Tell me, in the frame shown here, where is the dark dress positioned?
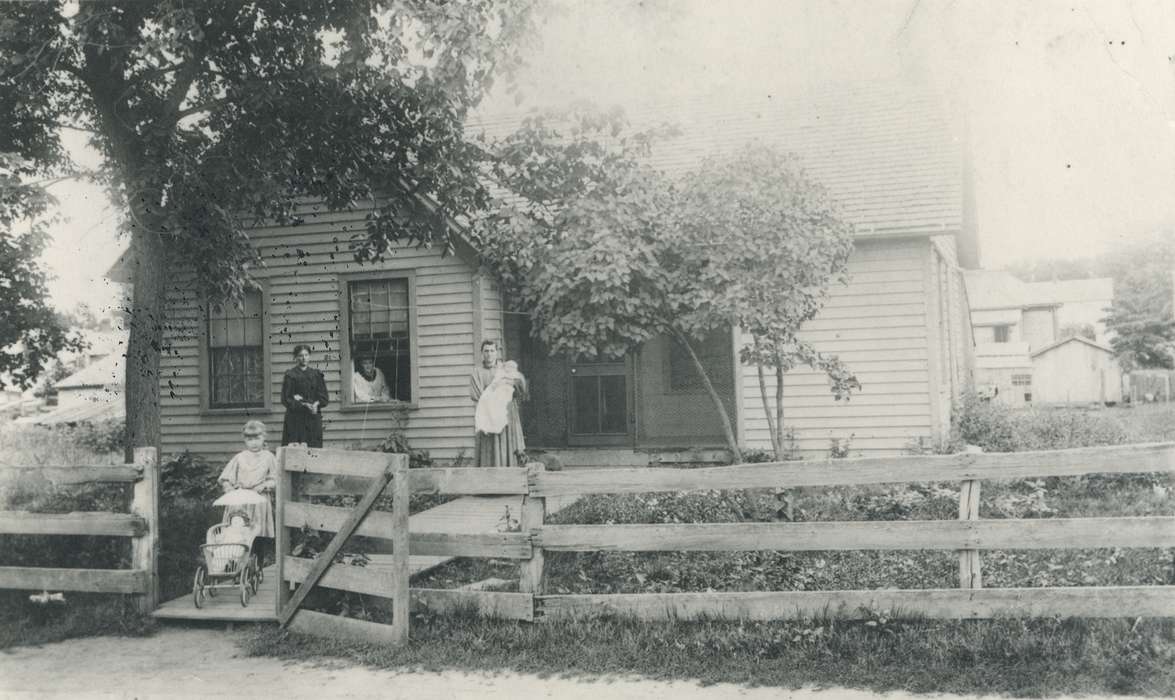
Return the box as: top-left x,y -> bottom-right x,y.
281,366 -> 329,447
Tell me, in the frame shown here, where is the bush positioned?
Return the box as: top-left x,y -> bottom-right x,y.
65,419 -> 127,454
1013,408 -> 1128,451
953,391 -> 1017,452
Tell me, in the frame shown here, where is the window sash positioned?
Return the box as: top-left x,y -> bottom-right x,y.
207,290 -> 265,408
347,278 -> 413,403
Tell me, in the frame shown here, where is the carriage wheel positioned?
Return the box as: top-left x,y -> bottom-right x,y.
240,574 -> 251,607
192,566 -> 206,609
248,555 -> 260,595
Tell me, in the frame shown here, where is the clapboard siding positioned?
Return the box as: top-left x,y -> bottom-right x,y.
158,220 -> 495,465
740,237 -> 935,457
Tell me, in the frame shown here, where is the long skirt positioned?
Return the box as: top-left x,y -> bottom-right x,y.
282,411 -> 323,447
221,493 -> 275,539
474,400 -> 526,467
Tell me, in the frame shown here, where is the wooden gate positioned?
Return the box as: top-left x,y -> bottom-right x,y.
276,447 -> 410,645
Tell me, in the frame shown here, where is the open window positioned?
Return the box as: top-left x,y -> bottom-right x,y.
341,274 -> 416,406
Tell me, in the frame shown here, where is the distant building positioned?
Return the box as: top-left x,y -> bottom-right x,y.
17,332 -> 126,426
964,271 -> 1117,405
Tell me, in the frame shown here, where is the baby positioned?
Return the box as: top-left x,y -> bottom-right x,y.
476,361 -> 523,435
217,511 -> 253,546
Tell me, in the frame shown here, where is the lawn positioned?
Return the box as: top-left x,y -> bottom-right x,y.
254,401 -> 1175,697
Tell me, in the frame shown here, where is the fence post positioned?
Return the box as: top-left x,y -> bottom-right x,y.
389,453 -> 410,643
275,447 -> 292,616
130,447 -> 159,613
958,479 -> 981,590
519,462 -> 546,595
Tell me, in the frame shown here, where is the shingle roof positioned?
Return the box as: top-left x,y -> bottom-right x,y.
16,400 -> 124,426
473,84 -> 965,238
56,352 -> 124,391
1030,334 -> 1114,359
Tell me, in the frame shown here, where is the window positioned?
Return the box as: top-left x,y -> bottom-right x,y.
993,325 -> 1010,343
207,289 -> 265,409
345,276 -> 414,404
1011,374 -> 1032,386
668,329 -> 733,393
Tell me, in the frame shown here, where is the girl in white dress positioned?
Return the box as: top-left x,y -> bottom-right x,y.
217,420 -> 277,540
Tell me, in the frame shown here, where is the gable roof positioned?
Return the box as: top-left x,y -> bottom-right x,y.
1030,334 -> 1114,359
473,84 -> 965,239
56,352 -> 124,391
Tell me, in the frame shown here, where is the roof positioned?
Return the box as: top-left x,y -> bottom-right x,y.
473,84 -> 965,238
963,270 -> 1032,311
15,400 -> 124,426
1023,278 -> 1114,306
1030,334 -> 1114,359
56,352 -> 124,391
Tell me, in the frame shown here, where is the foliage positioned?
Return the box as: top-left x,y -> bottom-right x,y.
475,108 -> 857,460
828,435 -> 853,459
65,418 -> 127,454
1059,322 -> 1097,341
952,390 -> 1019,452
0,158 -> 84,387
0,0 -> 536,451
1101,229 -> 1175,370
159,450 -> 219,502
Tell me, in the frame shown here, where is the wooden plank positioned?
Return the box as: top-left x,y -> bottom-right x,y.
284,556 -> 396,597
288,609 -> 404,646
389,457 -> 410,644
535,517 -> 1175,552
411,588 -> 534,621
519,463 -> 546,595
532,443 -> 1175,496
538,586 -> 1175,621
131,447 -> 159,613
284,501 -> 531,557
959,479 -> 981,589
0,566 -> 147,594
0,511 -> 147,537
276,448 -> 293,617
284,447 -> 526,494
0,466 -> 142,484
279,455 -> 398,627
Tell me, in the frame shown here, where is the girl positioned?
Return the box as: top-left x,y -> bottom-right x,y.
218,420 -> 276,559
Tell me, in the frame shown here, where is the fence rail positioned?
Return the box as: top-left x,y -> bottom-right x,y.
277,442 -> 1175,631
0,447 -> 158,610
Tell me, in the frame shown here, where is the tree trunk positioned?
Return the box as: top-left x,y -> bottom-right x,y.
672,329 -> 742,463
775,365 -> 785,458
123,227 -> 166,463
753,340 -> 781,458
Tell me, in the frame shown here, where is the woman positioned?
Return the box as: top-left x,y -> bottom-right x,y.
281,344 -> 329,447
470,340 -> 528,467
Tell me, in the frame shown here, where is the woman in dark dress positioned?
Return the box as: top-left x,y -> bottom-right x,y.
281,344 -> 329,447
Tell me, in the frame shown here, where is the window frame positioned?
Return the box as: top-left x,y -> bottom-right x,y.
199,283 -> 271,415
337,270 -> 419,412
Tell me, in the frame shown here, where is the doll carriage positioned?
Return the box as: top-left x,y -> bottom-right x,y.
192,491 -> 265,608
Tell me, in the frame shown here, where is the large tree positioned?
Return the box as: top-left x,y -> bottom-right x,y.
0,0 -> 533,455
475,109 -> 858,461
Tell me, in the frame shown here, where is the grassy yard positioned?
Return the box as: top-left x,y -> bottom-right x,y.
254,402 -> 1175,697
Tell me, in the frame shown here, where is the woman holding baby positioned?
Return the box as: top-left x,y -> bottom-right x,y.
470,339 -> 528,467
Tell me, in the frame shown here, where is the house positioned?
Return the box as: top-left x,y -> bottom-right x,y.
964,271 -> 1118,405
1030,335 -> 1122,404
17,332 -> 127,426
114,85 -> 976,463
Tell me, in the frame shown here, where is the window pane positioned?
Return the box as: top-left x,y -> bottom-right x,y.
573,376 -> 600,434
599,375 -> 627,433
347,279 -> 412,403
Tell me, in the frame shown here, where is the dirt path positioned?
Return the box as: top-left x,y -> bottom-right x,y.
0,627 -> 1130,699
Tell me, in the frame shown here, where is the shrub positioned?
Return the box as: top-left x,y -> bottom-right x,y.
953,391 -> 1018,452
65,419 -> 127,454
1013,408 -> 1128,451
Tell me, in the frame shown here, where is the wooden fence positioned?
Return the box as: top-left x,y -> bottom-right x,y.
278,442 -> 1175,633
0,447 -> 159,613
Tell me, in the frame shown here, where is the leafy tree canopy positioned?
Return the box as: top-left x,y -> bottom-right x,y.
0,0 -> 534,449
1101,229 -> 1175,370
0,153 -> 83,388
474,107 -> 858,459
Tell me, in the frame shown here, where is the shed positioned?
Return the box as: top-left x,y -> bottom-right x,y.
1030,336 -> 1122,404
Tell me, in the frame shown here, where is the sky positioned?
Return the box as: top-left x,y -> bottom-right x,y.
39,0 -> 1175,315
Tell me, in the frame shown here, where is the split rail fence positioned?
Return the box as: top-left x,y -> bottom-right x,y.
279,442 -> 1175,635
0,447 -> 159,613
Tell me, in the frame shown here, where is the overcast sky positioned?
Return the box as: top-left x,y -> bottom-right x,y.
41,0 -> 1175,314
